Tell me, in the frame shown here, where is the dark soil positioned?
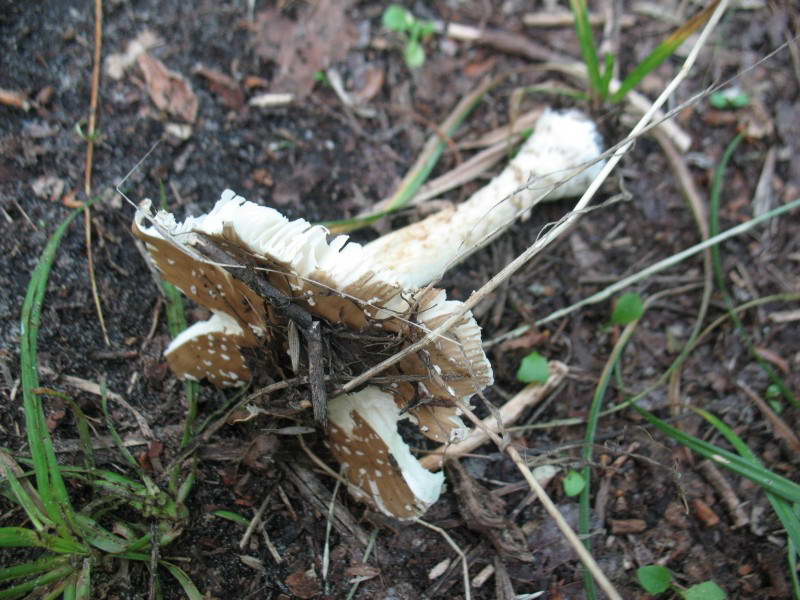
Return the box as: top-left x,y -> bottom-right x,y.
1,1 -> 799,599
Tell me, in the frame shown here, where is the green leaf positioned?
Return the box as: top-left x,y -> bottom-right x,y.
20,204 -> 92,538
563,470 -> 586,497
416,20 -> 436,37
709,88 -> 750,110
404,39 -> 425,68
681,580 -> 726,600
75,558 -> 92,600
0,555 -> 69,584
382,5 -> 413,32
516,351 -> 550,383
0,565 -> 75,600
569,0 -> 603,99
212,510 -> 250,526
611,292 -> 644,325
609,1 -> 721,103
162,562 -> 203,600
1,462 -> 50,532
637,564 -> 673,595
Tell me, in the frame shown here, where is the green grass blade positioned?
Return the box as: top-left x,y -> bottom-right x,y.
62,576 -> 77,600
694,408 -> 800,561
709,133 -> 797,408
610,0 -> 721,103
789,538 -> 800,599
158,183 -> 201,450
0,555 -> 69,584
0,527 -> 86,554
634,406 -> 800,504
569,0 -> 602,97
325,78 -> 497,234
163,281 -> 200,448
99,383 -> 140,471
580,315 -> 642,600
0,463 -> 50,532
20,203 -> 95,536
211,509 -> 250,526
0,565 -> 74,600
73,513 -> 135,554
161,562 -> 203,600
74,559 -> 91,600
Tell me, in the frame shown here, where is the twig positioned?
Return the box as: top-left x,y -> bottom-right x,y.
738,381 -> 800,454
84,0 -> 109,346
322,471 -> 344,582
419,362 -> 567,471
522,11 -> 635,28
240,489 -> 276,550
652,127 -> 714,418
46,370 -> 154,439
698,459 -> 749,528
415,519 -> 471,600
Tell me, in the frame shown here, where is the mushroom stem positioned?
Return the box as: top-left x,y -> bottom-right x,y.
362,109 -> 604,288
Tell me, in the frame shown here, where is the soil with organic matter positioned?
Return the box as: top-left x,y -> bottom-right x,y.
1,1 -> 799,599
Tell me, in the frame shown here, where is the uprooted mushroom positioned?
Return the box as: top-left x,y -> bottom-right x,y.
133,190 -> 493,518
133,108 -> 603,520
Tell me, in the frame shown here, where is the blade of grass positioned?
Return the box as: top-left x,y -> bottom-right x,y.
0,527 -> 86,555
0,462 -> 51,532
580,312 -> 643,599
159,183 -> 200,450
709,133 -> 798,408
693,408 -> 800,561
326,76 -> 499,234
161,562 -> 203,600
0,565 -> 75,600
0,555 -> 70,584
609,0 -> 721,103
20,203 -> 93,537
74,558 -> 91,600
569,0 -> 602,98
633,406 -> 800,504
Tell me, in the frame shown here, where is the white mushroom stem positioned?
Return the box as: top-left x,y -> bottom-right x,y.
362,109 -> 605,288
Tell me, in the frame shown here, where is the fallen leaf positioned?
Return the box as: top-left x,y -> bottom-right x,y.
137,53 -> 198,122
31,175 -> 65,201
285,568 -> 321,599
46,409 -> 66,432
105,29 -> 162,80
351,67 -> 385,103
194,65 -> 245,110
498,328 -> 547,352
753,346 -> 789,373
252,0 -> 356,99
0,88 -> 30,111
344,564 -> 380,580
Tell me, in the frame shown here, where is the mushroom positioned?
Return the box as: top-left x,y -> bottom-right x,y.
133,108 -> 603,519
133,190 -> 491,519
